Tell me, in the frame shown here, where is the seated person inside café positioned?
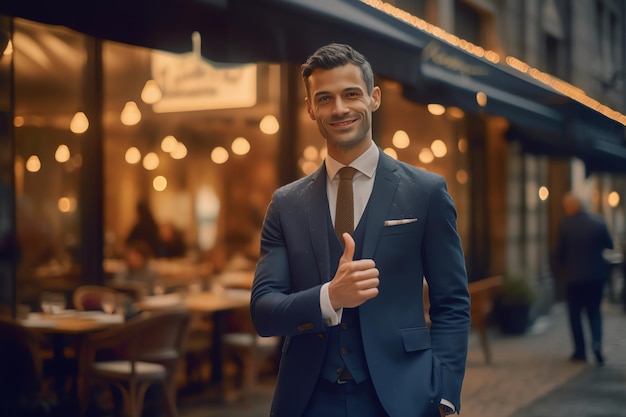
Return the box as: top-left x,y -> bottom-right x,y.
111,239 -> 159,297
156,222 -> 187,258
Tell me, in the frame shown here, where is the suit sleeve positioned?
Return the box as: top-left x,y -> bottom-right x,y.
422,177 -> 471,410
250,194 -> 329,337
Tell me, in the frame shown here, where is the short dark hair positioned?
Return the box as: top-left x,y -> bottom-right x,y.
301,43 -> 374,96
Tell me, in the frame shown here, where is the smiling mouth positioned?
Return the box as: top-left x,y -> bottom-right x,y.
330,118 -> 357,128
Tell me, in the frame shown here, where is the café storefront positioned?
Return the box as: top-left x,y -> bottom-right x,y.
1,0 -> 625,316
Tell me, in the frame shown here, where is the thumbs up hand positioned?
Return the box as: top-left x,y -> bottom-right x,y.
328,233 -> 379,309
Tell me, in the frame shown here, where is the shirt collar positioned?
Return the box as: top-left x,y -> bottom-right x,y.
326,141 -> 379,180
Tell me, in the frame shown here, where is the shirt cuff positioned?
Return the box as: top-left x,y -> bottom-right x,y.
320,282 -> 343,326
440,399 -> 455,414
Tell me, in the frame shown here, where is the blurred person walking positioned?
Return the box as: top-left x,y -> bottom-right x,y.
250,43 -> 470,417
554,192 -> 614,366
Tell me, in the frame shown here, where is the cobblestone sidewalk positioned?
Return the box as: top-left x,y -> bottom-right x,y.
461,301 -> 625,417
178,301 -> 626,417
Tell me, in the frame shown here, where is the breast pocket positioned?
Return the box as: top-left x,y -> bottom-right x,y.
378,220 -> 421,261
380,220 -> 420,237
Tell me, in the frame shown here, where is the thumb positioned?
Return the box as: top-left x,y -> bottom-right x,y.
340,233 -> 355,263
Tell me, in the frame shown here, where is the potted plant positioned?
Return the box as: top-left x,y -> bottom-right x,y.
494,273 -> 537,335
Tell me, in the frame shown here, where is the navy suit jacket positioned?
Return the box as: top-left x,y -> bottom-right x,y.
251,149 -> 470,417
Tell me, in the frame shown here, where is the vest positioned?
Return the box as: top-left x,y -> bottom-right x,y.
319,207 -> 369,383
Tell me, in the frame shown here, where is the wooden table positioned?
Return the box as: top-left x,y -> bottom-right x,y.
185,289 -> 251,312
136,288 -> 250,315
21,311 -> 124,333
137,289 -> 251,401
20,311 -> 124,407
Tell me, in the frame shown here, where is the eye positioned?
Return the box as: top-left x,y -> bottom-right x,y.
316,95 -> 331,104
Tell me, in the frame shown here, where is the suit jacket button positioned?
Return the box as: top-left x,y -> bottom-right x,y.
318,333 -> 326,340
297,322 -> 314,332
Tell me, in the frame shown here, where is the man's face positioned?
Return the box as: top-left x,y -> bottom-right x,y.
305,64 -> 380,157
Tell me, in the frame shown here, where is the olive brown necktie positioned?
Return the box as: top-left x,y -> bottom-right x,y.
335,166 -> 357,244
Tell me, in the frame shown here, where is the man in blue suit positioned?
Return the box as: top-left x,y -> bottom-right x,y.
555,192 -> 614,366
250,43 -> 470,417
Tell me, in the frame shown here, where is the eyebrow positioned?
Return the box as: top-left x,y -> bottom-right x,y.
313,86 -> 364,99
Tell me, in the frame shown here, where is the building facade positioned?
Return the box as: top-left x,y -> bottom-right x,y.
1,0 -> 624,318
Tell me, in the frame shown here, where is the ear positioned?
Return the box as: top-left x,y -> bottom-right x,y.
305,97 -> 316,120
370,86 -> 382,112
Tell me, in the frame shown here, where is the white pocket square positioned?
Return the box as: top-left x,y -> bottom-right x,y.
383,218 -> 417,226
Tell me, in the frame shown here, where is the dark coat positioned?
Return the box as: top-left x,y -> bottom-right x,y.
556,210 -> 614,284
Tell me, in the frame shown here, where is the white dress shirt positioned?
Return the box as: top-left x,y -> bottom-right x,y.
320,141 -> 378,326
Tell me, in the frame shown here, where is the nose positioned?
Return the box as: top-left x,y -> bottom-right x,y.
331,97 -> 349,115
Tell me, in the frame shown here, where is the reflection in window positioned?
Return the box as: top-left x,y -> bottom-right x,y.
13,19 -> 86,307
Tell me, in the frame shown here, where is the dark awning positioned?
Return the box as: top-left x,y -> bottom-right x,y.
583,147 -> 626,175
225,0 -> 626,175
405,37 -> 569,137
570,102 -> 626,174
0,0 -> 229,54
2,0 -> 625,173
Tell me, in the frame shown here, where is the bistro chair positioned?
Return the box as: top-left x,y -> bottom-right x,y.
153,282 -> 215,391
78,309 -> 191,417
223,332 -> 280,401
222,306 -> 280,401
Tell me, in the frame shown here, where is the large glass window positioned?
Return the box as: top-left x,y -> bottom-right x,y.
10,19 -> 282,308
101,38 -> 281,286
13,19 -> 87,309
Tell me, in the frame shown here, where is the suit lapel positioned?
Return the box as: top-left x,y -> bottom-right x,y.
307,164 -> 332,283
362,150 -> 400,259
